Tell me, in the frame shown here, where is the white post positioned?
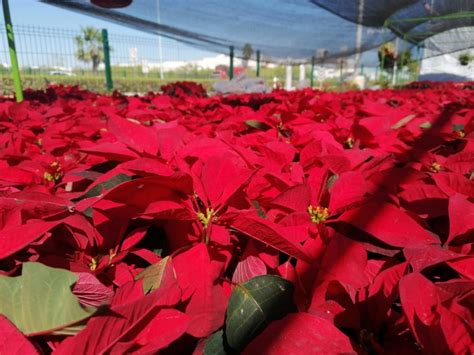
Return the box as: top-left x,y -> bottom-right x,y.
354,0 -> 364,72
299,64 -> 305,86
157,0 -> 164,79
285,65 -> 292,90
392,37 -> 399,86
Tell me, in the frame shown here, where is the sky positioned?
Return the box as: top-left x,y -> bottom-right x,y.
2,0 -> 215,67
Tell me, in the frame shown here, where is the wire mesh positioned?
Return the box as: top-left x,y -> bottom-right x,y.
0,23 -> 238,94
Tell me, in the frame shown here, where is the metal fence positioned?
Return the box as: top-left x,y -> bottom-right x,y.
0,23 -> 234,94
0,23 -> 419,95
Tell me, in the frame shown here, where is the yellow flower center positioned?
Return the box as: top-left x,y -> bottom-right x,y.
344,137 -> 354,149
43,171 -> 54,182
308,205 -> 330,224
89,257 -> 98,271
43,161 -> 64,183
457,130 -> 465,138
429,162 -> 441,173
197,208 -> 216,229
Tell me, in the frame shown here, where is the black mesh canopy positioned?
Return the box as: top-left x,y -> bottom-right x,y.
40,0 -> 474,64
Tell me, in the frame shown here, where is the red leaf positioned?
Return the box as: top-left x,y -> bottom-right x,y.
96,175 -> 193,216
447,258 -> 474,279
109,309 -> 190,353
364,262 -> 408,328
317,234 -> 368,288
245,313 -> 357,354
328,171 -> 368,213
399,273 -> 473,354
310,234 -> 368,307
270,184 -> 311,212
185,283 -> 227,338
72,272 -> 114,307
399,184 -> 448,218
336,201 -> 439,247
232,255 -> 267,284
0,191 -> 73,220
55,283 -> 181,354
444,151 -> 474,175
432,172 -> 474,197
230,215 -> 313,262
0,220 -> 61,260
200,153 -> 253,208
447,193 -> 474,245
0,316 -> 38,355
173,244 -> 227,338
79,142 -> 140,161
404,245 -> 462,271
107,113 -> 159,156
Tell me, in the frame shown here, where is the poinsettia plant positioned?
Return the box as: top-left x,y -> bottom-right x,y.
0,82 -> 472,354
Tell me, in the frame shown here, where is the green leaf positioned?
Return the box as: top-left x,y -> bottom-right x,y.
72,173 -> 132,202
0,262 -> 96,336
251,200 -> 267,219
203,330 -> 232,355
135,256 -> 175,294
419,121 -> 432,129
225,275 -> 294,351
244,120 -> 272,131
51,324 -> 87,336
326,174 -> 339,191
453,123 -> 465,132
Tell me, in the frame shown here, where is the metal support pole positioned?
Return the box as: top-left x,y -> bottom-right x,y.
156,0 -> 164,80
101,29 -> 113,91
339,59 -> 344,84
310,55 -> 315,87
2,0 -> 23,102
229,46 -> 234,80
256,50 -> 260,77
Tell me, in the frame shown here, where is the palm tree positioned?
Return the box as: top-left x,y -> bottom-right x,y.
242,43 -> 253,68
74,27 -> 104,74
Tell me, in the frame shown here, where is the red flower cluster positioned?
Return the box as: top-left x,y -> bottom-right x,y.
160,81 -> 208,99
0,83 -> 472,354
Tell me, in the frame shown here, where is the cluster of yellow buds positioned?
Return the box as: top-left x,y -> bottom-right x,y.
43,161 -> 64,183
197,208 -> 216,229
429,161 -> 442,173
307,205 -> 330,224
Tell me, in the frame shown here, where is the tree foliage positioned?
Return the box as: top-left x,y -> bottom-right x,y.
74,27 -> 104,73
242,43 -> 253,68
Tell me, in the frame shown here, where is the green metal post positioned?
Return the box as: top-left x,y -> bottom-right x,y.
310,55 -> 315,88
339,59 -> 343,84
229,46 -> 234,80
2,0 -> 23,102
256,50 -> 260,77
101,29 -> 113,91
